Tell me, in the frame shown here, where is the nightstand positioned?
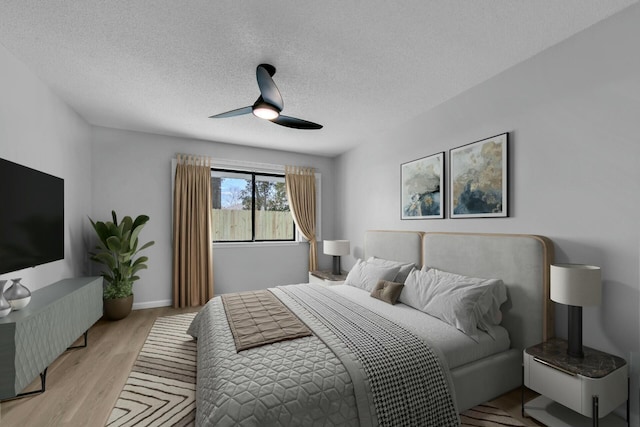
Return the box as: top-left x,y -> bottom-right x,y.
308,270 -> 347,285
523,338 -> 629,427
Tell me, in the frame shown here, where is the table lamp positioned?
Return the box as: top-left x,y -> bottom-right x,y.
550,263 -> 601,358
323,240 -> 350,275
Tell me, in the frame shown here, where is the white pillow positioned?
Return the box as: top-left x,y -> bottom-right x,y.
400,268 -> 506,341
417,267 -> 506,322
344,259 -> 401,292
397,268 -> 432,308
476,283 -> 507,339
422,269 -> 506,341
367,257 -> 415,284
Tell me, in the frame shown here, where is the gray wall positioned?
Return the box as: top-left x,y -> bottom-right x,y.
91,127 -> 337,308
0,44 -> 93,292
335,4 -> 640,422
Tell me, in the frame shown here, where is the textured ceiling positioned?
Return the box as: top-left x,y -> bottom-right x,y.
0,1 -> 636,157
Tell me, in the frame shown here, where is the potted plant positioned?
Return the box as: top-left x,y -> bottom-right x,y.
89,211 -> 154,320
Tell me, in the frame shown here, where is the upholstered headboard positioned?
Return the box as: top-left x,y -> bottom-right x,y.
364,230 -> 423,268
422,232 -> 554,352
364,230 -> 554,352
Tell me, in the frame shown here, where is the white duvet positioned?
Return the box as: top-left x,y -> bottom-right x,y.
326,284 -> 510,369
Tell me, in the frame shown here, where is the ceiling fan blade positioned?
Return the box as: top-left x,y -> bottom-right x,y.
272,115 -> 323,130
209,106 -> 252,119
256,64 -> 284,111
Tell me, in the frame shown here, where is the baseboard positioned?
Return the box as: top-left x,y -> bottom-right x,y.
132,299 -> 172,310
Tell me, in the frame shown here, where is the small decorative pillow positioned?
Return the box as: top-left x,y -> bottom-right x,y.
367,257 -> 415,284
344,259 -> 401,292
370,280 -> 404,305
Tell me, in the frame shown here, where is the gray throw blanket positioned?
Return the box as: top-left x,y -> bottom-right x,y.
279,285 -> 459,426
188,284 -> 459,426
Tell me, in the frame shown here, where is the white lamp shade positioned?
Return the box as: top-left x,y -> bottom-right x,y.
550,264 -> 601,307
323,240 -> 350,256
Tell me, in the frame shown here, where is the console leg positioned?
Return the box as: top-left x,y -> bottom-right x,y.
1,368 -> 48,402
592,395 -> 598,427
67,330 -> 88,350
627,377 -> 630,427
521,365 -> 525,418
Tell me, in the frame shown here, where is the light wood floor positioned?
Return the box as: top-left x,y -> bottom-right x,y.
0,306 -> 542,427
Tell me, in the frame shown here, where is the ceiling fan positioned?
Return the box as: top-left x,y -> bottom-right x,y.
209,64 -> 323,130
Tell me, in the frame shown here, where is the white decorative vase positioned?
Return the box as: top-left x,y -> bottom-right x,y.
0,280 -> 11,318
4,278 -> 31,310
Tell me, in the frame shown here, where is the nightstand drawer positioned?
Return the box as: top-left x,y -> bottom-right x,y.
528,355 -> 582,413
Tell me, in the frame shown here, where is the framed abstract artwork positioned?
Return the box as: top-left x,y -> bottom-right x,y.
450,133 -> 508,218
401,152 -> 444,219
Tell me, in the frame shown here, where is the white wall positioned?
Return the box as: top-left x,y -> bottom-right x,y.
335,4 -> 640,422
0,44 -> 93,291
91,127 -> 337,308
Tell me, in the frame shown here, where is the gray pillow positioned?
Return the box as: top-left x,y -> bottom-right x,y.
370,280 -> 404,305
344,259 -> 401,292
367,257 -> 415,283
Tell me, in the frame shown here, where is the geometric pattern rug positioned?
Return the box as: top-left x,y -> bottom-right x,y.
105,313 -> 197,427
460,403 -> 527,426
106,312 -> 528,427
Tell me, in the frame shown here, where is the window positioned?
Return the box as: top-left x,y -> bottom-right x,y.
211,168 -> 295,242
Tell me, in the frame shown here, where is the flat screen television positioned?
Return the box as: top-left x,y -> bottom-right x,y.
0,158 -> 64,275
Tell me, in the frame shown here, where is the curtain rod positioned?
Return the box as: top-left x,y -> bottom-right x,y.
174,153 -> 313,174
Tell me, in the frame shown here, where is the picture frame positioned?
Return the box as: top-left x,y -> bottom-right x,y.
450,133 -> 508,218
401,152 -> 444,220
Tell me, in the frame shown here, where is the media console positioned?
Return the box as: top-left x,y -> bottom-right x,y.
0,277 -> 103,400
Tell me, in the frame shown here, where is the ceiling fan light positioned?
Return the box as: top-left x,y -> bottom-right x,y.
252,104 -> 279,120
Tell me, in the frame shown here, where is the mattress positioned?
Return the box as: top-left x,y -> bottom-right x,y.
327,284 -> 510,369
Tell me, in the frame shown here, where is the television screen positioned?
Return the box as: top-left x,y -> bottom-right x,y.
0,158 -> 64,274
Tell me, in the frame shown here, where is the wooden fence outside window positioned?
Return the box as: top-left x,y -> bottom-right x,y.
212,209 -> 294,241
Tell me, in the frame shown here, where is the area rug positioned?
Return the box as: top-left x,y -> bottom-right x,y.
106,313 -> 197,427
460,403 -> 527,426
107,312 -> 528,427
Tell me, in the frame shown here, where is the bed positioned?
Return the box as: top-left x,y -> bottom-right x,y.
188,231 -> 554,426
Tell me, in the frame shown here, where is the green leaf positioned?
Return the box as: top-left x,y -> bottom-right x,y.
132,256 -> 148,267
93,252 -> 116,270
121,216 -> 133,233
131,264 -> 148,275
106,222 -> 120,238
130,226 -> 143,246
105,236 -> 122,252
138,241 -> 155,252
92,221 -> 110,245
132,215 -> 150,230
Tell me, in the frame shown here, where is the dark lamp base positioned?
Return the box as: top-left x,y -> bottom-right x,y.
331,256 -> 341,275
567,305 -> 584,358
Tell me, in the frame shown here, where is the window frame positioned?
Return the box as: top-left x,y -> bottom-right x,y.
211,167 -> 296,244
